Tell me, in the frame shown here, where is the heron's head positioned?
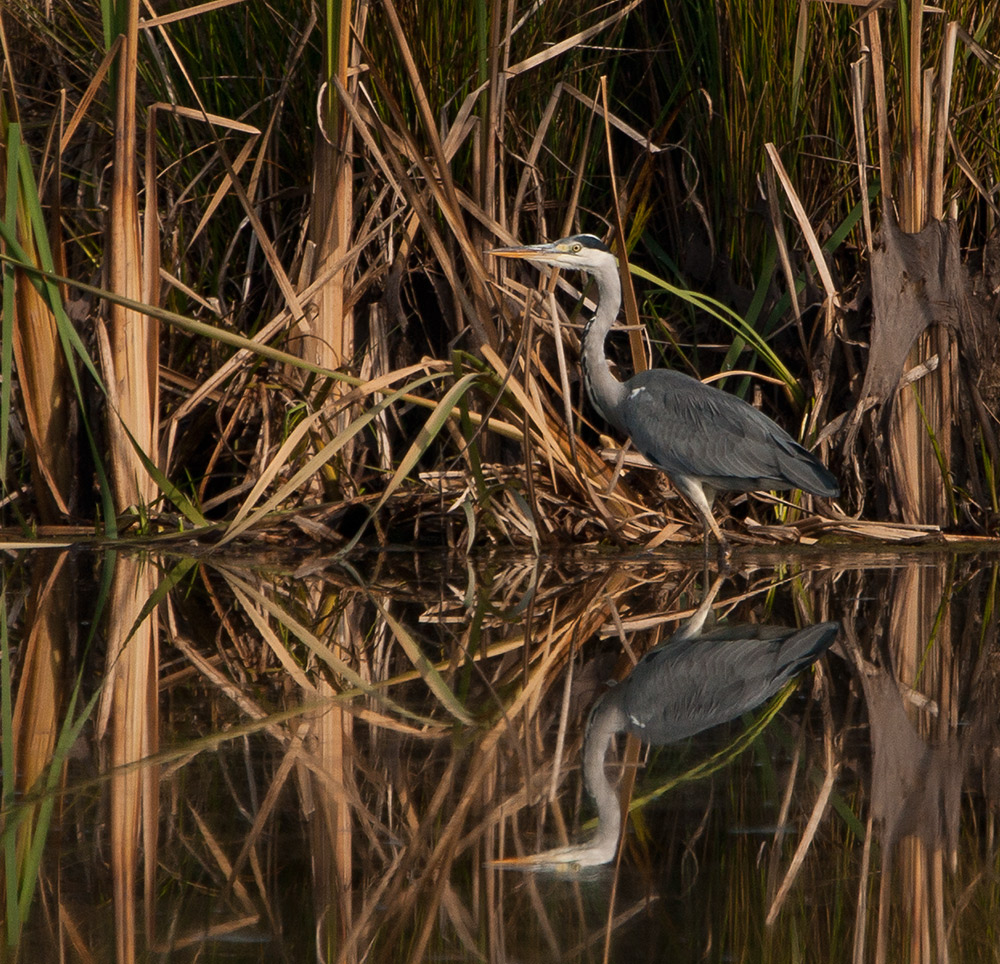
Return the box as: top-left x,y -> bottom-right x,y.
489,234 -> 615,276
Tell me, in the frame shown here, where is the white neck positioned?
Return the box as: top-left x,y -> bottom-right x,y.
580,693 -> 628,862
581,258 -> 628,432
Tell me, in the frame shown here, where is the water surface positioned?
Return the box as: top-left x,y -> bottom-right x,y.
2,546 -> 998,963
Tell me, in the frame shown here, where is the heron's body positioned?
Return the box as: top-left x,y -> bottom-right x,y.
491,234 -> 839,566
568,619 -> 838,866
599,620 -> 839,746
619,368 -> 839,497
492,605 -> 839,870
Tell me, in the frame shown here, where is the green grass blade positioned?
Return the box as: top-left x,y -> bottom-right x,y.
376,601 -> 474,725
1,124 -> 18,490
631,263 -> 804,406
374,371 -> 483,513
116,419 -> 209,528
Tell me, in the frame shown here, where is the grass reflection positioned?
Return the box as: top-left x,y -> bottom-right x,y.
0,550 -> 998,962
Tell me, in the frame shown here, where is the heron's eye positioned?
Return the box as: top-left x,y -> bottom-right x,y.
571,242 -> 582,253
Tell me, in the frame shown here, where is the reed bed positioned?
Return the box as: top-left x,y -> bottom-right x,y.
0,1 -> 997,552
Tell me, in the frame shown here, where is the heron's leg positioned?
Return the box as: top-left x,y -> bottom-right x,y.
700,515 -> 731,572
715,531 -> 733,572
678,478 -> 731,573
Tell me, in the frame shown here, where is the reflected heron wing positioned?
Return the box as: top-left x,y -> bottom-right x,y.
616,622 -> 839,744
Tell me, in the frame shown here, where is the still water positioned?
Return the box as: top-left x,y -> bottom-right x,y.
2,546 -> 999,963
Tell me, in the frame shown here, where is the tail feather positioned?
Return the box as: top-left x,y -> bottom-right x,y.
777,437 -> 840,497
776,621 -> 840,674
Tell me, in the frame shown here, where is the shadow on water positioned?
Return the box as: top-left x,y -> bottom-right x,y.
1,547 -> 1000,963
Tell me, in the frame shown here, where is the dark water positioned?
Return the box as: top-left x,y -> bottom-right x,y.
2,545 -> 999,963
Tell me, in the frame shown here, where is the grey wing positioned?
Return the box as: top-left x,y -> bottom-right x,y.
619,370 -> 839,497
619,622 -> 837,744
618,636 -> 781,740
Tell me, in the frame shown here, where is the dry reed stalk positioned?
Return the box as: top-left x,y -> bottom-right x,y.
866,4 -> 970,528
303,600 -> 356,951
889,329 -> 958,526
97,554 -> 159,964
438,882 -> 482,960
850,54 -> 874,255
11,274 -> 74,522
224,729 -> 306,900
503,0 -> 643,79
480,343 -> 639,529
600,78 -> 646,377
599,730 -> 640,962
764,143 -> 839,306
167,628 -> 275,726
220,567 -> 452,736
838,559 -> 970,963
9,552 -> 72,912
884,14 -> 960,524
854,813 -> 875,964
185,803 -> 257,914
929,22 -> 959,221
103,0 -> 159,512
379,0 -> 496,348
298,1 -> 358,379
216,361 -> 452,544
56,899 -> 99,964
764,716 -> 805,901
765,663 -> 837,925
150,915 -> 262,955
150,104 -> 261,250
1,118 -> 75,522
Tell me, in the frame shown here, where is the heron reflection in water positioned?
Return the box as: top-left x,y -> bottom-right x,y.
494,591 -> 839,870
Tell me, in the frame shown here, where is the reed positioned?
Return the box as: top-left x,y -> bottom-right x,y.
0,1 -> 997,548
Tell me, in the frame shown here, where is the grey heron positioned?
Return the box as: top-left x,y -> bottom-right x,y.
493,602 -> 839,871
490,234 -> 839,567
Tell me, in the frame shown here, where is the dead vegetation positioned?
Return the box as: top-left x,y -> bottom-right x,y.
0,1 -> 998,555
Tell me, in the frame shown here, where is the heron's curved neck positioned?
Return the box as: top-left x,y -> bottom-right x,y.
581,260 -> 628,433
581,694 -> 628,862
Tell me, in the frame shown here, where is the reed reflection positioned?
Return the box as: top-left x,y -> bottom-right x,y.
837,561 -> 1000,964
11,549 -> 1000,963
496,583 -> 839,870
